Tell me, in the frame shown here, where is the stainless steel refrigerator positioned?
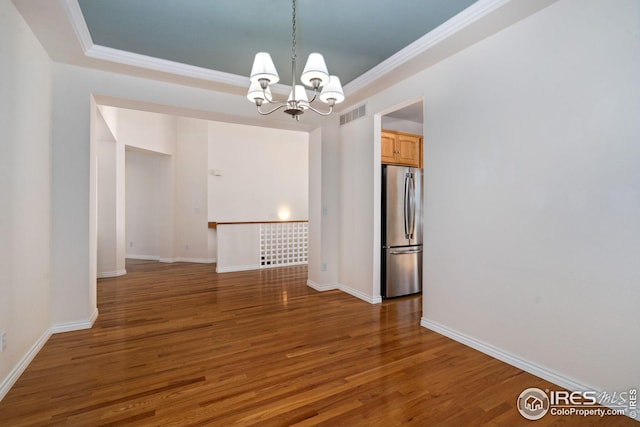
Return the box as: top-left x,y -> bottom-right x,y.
382,165 -> 423,298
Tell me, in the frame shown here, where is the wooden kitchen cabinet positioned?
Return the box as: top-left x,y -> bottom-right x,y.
381,130 -> 422,167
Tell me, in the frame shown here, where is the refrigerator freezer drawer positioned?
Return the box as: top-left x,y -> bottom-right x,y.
384,247 -> 422,298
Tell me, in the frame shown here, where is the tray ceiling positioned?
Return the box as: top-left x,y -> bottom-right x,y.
77,0 -> 479,87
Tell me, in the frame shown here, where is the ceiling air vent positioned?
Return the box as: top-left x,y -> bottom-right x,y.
339,104 -> 366,126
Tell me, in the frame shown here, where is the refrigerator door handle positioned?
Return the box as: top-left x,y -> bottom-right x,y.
408,174 -> 416,239
389,248 -> 422,255
403,174 -> 410,239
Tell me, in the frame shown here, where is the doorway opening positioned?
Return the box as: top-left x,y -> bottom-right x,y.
375,98 -> 424,302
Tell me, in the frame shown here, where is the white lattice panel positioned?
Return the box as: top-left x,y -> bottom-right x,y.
260,222 -> 308,268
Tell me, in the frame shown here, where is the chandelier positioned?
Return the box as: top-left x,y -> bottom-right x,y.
247,0 -> 345,120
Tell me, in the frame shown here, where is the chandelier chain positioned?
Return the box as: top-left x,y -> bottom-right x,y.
291,0 -> 297,61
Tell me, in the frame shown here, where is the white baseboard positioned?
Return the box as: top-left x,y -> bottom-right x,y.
1,310 -> 99,401
337,283 -> 382,304
421,318 -> 639,422
97,269 -> 127,278
306,280 -> 338,292
127,255 -> 216,264
50,308 -> 99,334
307,280 -> 382,304
173,257 -> 216,264
160,257 -> 216,264
126,254 -> 159,261
216,264 -> 260,273
0,329 -> 51,401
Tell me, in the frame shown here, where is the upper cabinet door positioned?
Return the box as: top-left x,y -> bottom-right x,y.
381,130 -> 422,168
395,133 -> 421,167
381,132 -> 397,164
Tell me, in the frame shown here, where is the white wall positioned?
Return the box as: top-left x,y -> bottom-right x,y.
381,117 -> 423,134
174,117 -> 209,261
0,1 -> 52,399
120,110 -> 213,263
119,108 -> 177,262
207,121 -> 309,271
125,149 -> 166,259
207,121 -> 309,222
96,107 -> 127,278
425,0 -> 639,394
216,224 -> 261,272
345,0 -> 639,398
50,71 -> 93,327
118,108 -> 176,155
97,137 -> 117,273
118,109 -> 179,262
307,128 -> 323,285
319,124 -> 340,288
97,105 -> 119,139
307,123 -> 342,291
338,117 -> 380,303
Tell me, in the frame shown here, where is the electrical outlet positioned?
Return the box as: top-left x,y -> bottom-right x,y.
185,244 -> 189,251
0,331 -> 6,352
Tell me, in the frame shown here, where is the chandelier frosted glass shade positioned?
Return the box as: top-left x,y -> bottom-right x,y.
288,85 -> 309,109
300,53 -> 330,89
319,76 -> 345,105
247,81 -> 272,104
250,52 -> 279,86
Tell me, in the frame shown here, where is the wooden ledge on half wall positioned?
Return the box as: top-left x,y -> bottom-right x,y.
208,220 -> 308,229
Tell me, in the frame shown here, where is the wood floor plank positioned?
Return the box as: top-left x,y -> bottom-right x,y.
0,260 -> 635,426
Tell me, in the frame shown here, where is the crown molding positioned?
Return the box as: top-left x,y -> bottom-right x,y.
85,45 -> 249,87
61,0 -> 93,52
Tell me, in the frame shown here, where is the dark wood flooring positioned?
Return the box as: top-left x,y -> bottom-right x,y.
0,260 -> 635,426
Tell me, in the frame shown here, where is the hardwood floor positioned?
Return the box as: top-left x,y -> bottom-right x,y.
0,260 -> 635,426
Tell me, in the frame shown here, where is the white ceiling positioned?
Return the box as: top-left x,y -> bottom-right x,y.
12,0 -> 557,123
385,102 -> 424,124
